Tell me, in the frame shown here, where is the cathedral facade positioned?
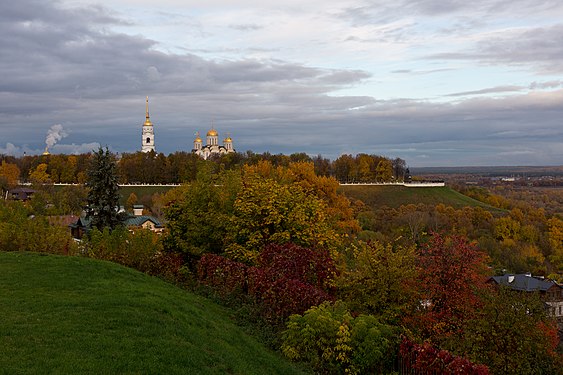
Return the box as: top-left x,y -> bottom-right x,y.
192,128 -> 235,159
139,97 -> 235,158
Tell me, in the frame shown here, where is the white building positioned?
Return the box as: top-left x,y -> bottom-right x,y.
192,127 -> 235,159
141,97 -> 155,153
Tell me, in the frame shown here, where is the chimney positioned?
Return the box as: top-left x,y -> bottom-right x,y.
133,205 -> 144,216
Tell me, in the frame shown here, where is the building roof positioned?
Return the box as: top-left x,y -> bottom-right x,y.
488,274 -> 560,292
48,215 -> 79,227
70,214 -> 162,230
123,215 -> 163,228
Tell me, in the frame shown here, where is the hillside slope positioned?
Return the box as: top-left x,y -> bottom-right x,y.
339,185 -> 502,212
0,252 -> 306,375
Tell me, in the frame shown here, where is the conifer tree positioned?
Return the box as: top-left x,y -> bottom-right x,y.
85,147 -> 121,230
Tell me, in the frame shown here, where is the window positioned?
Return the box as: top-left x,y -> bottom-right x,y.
146,137 -> 151,144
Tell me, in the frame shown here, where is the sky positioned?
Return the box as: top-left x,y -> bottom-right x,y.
1,0 -> 562,167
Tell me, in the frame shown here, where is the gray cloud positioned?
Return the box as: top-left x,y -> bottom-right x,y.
1,0 -> 562,167
429,24 -> 563,73
529,80 -> 563,89
446,85 -> 524,97
341,0 -> 563,20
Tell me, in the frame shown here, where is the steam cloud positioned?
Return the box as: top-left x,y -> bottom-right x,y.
45,124 -> 68,148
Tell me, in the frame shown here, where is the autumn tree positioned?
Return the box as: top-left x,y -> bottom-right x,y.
225,172 -> 338,263
163,167 -> 241,264
376,159 -> 393,182
547,217 -> 563,275
126,192 -> 138,213
337,241 -> 417,323
85,147 -> 122,231
404,233 -> 488,346
282,301 -> 399,374
333,154 -> 355,182
461,286 -> 561,374
29,163 -> 50,184
0,161 -> 20,188
223,161 -> 359,263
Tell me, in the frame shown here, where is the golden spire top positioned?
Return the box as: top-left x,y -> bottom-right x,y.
144,96 -> 153,126
207,118 -> 218,136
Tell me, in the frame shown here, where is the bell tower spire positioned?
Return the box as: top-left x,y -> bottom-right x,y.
143,96 -> 153,126
141,96 -> 155,153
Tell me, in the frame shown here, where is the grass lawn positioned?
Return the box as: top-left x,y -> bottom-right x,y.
0,252 -> 307,375
119,185 -> 176,205
339,185 -> 504,213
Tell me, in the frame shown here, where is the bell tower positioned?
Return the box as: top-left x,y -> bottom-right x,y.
141,96 -> 155,153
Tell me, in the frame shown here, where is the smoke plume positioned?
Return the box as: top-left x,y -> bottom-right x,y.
45,124 -> 68,148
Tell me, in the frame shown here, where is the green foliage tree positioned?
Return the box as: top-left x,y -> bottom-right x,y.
163,168 -> 241,263
85,147 -> 121,231
460,286 -> 561,374
282,301 -> 398,374
0,200 -> 76,254
337,241 -> 417,323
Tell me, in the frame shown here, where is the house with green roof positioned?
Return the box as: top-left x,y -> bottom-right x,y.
70,206 -> 163,239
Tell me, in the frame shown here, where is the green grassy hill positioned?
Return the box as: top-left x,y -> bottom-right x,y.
0,252 -> 306,375
339,185 -> 503,212
119,185 -> 174,205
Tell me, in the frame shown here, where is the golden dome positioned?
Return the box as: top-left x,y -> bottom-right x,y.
224,137 -> 232,143
144,118 -> 153,126
207,129 -> 218,137
195,136 -> 202,143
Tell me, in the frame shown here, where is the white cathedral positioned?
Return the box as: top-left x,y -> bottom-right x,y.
141,97 -> 235,158
192,128 -> 235,160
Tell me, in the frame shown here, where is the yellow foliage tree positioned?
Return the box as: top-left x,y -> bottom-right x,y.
547,217 -> 563,273
29,163 -> 50,184
375,159 -> 393,182
225,175 -> 339,263
0,161 -> 20,187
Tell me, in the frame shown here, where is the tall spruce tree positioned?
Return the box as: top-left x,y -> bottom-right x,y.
86,147 -> 121,230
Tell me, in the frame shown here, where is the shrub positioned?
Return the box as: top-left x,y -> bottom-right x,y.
0,201 -> 77,254
282,301 -> 398,374
256,243 -> 336,290
84,227 -> 184,282
197,253 -> 249,297
197,243 -> 337,323
399,338 -> 490,375
250,274 -> 334,324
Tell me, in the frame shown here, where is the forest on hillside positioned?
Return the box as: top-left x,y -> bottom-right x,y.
1,150 -> 562,374
0,150 -> 408,185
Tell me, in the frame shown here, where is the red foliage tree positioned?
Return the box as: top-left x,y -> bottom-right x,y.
197,243 -> 337,323
404,233 -> 488,343
400,338 -> 490,375
197,253 -> 249,296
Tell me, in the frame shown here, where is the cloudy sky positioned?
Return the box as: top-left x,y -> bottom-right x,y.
1,0 -> 562,166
